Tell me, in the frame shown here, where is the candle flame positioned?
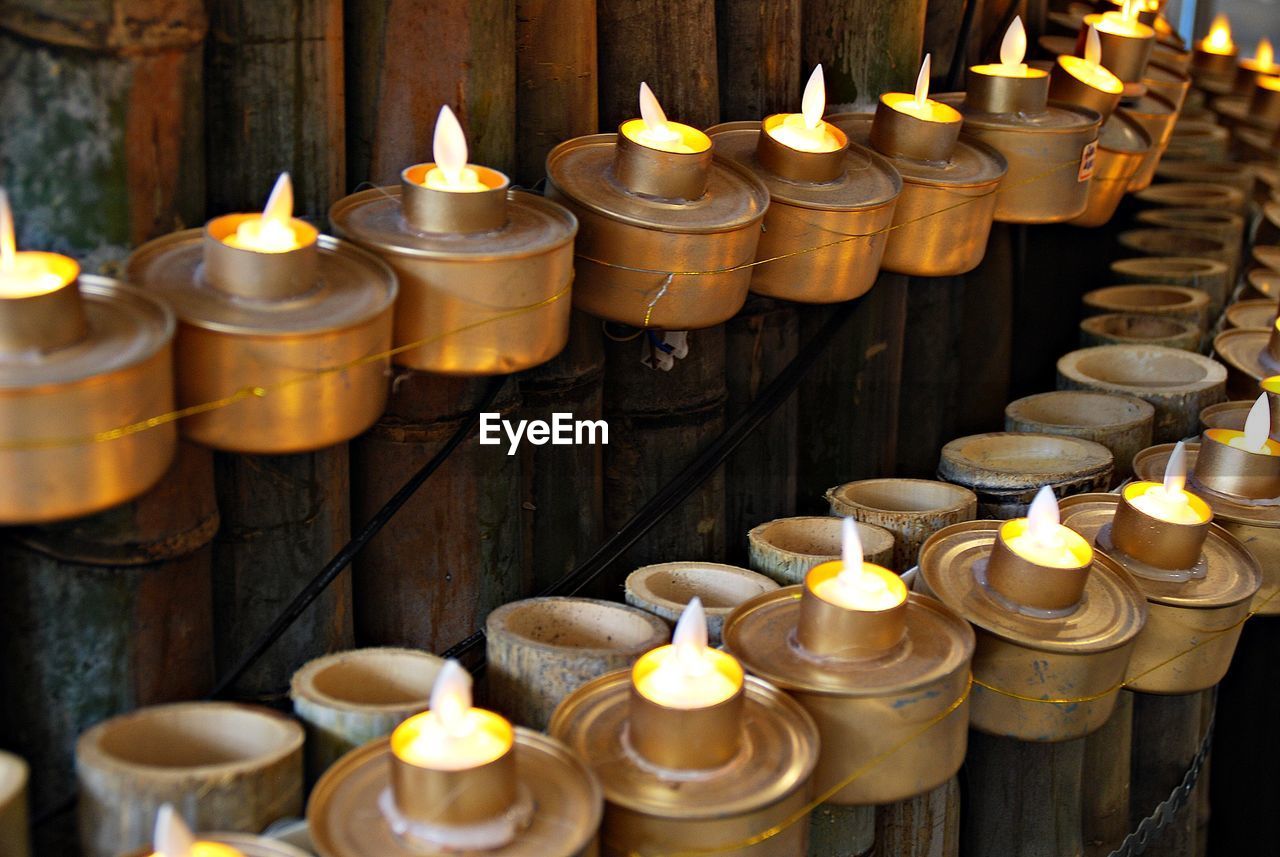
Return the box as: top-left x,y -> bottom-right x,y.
433,106 -> 470,185
1121,0 -> 1138,22
1245,393 -> 1271,452
639,81 -> 672,136
429,659 -> 473,736
914,55 -> 931,109
802,65 -> 826,129
1203,14 -> 1234,53
1086,25 -> 1102,67
0,189 -> 14,274
672,596 -> 709,668
1001,16 -> 1027,67
841,515 -> 863,576
1027,485 -> 1060,539
261,172 -> 293,232
1164,440 -> 1187,496
154,804 -> 195,857
1256,37 -> 1274,69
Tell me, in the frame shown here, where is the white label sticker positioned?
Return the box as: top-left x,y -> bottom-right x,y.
1078,140 -> 1098,182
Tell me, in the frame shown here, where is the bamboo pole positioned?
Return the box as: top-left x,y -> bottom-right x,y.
715,0 -> 802,120
874,778 -> 960,857
897,277 -> 965,478
1130,691 -> 1199,857
1083,691 -> 1134,857
801,0 -> 928,110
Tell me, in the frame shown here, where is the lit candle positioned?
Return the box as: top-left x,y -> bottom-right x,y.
882,55 -> 963,123
150,804 -> 244,857
811,517 -> 908,611
766,65 -> 843,152
973,17 -> 1043,79
423,105 -> 490,193
1246,37 -> 1276,72
1094,0 -> 1155,39
621,82 -> 711,154
1127,441 -> 1210,525
0,189 -> 78,298
1200,14 -> 1235,56
391,660 -> 513,770
1224,393 -> 1277,455
222,173 -> 304,253
1003,486 -> 1093,568
633,598 -> 741,709
1059,26 -> 1125,94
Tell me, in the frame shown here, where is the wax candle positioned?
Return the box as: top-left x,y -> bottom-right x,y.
1003,486 -> 1093,568
811,517 -> 908,611
222,173 -> 304,253
621,82 -> 711,154
1127,441 -> 1209,525
1224,394 -> 1277,455
882,55 -> 963,123
423,105 -> 490,193
392,660 -> 513,770
1060,26 -> 1125,94
0,189 -> 78,298
1200,14 -> 1235,56
150,804 -> 244,857
634,598 -> 741,709
972,17 -> 1044,79
766,65 -> 843,152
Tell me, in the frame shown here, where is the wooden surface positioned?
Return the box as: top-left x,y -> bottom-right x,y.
212,447 -> 353,698
801,0 -> 928,110
345,0 -> 516,186
205,0 -> 345,219
1083,691 -> 1133,857
715,0 -> 802,121
897,277 -> 965,478
1130,691 -> 1199,857
874,778 -> 960,857
514,0 -> 598,185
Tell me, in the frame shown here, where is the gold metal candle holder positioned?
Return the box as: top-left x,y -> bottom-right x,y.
330,165 -> 576,375
1079,14 -> 1157,83
705,120 -> 901,303
939,76 -> 1101,223
1192,427 -> 1280,500
1192,47 -> 1238,82
1061,492 -> 1259,693
549,670 -> 818,856
545,131 -> 768,330
307,726 -> 602,857
1048,57 -> 1124,122
1072,111 -> 1152,226
1119,90 -> 1179,191
1247,76 -> 1280,129
0,272 -> 176,524
830,109 -> 1006,277
918,521 -> 1147,741
126,222 -> 396,454
1135,442 -> 1280,616
723,571 -> 974,805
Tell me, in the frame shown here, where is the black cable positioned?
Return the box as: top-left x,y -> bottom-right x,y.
441,297 -> 861,661
209,375 -> 507,699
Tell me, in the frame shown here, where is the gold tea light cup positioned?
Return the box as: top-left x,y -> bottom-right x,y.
331,106 -> 577,375
829,55 -> 1007,277
1232,37 -> 1279,94
707,65 -> 902,301
918,488 -> 1147,741
0,192 -> 177,524
724,518 -> 974,807
1077,7 -> 1157,84
127,174 -> 397,454
550,599 -> 819,857
1060,443 -> 1260,694
1191,14 -> 1238,84
309,661 -> 602,857
1119,90 -> 1179,191
546,84 -> 769,329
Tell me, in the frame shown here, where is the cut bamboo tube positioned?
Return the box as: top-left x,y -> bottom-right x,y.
1006,391 -> 1154,483
1083,285 -> 1211,336
1130,691 -> 1200,857
1117,229 -> 1235,286
1110,257 -> 1232,318
1154,160 -> 1255,199
1199,399 -> 1253,432
1134,182 -> 1247,214
874,778 -> 960,857
76,702 -> 304,857
826,479 -> 977,570
810,803 -> 875,857
1080,313 -> 1202,351
486,597 -> 669,730
290,647 -> 444,783
624,562 -> 778,645
0,751 -> 29,857
1083,691 -> 1133,857
1223,300 -> 1276,331
1135,209 -> 1245,273
748,516 -> 895,585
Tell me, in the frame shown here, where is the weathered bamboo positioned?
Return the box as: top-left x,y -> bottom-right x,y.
715,0 -> 802,120
212,447 -> 353,698
515,0 -> 598,185
1117,229 -> 1236,291
345,0 -> 516,186
962,732 -> 1087,857
826,479 -> 976,570
596,0 -> 720,129
1109,257 -> 1232,321
1130,691 -> 1200,857
922,0 -> 967,78
957,224 -> 1015,435
1079,314 -> 1202,352
1082,285 -> 1211,337
1153,161 -> 1256,200
485,597 -> 668,729
898,276 -> 965,478
0,1 -> 206,262
624,561 -> 778,645
602,326 -> 727,574
725,298 -> 800,563
798,276 -> 909,512
1083,691 -> 1133,857
1005,391 -> 1154,483
205,0 -> 345,219
1134,209 -> 1245,276
290,647 -> 444,784
874,778 -> 960,857
1195,689 -> 1212,857
810,804 -> 876,857
1223,300 -> 1277,331
801,0 -> 928,110
518,312 -> 606,592
747,516 -> 895,585
352,375 -> 524,651
0,442 -> 217,817
1163,123 -> 1229,162
0,751 -> 30,857
1134,182 -> 1247,215
76,702 -> 304,857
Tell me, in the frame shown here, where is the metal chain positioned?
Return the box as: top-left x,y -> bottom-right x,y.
1106,706 -> 1215,857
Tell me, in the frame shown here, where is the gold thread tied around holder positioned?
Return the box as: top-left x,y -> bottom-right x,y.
0,154 -> 1086,451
